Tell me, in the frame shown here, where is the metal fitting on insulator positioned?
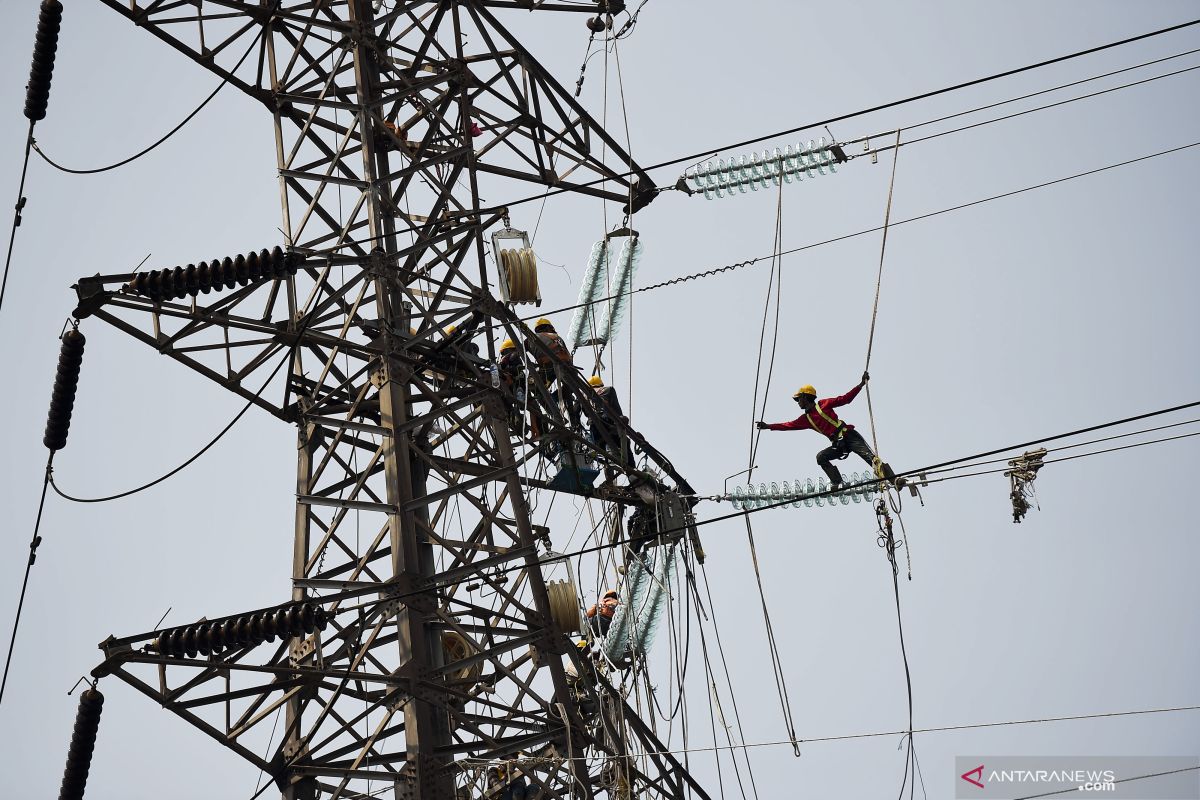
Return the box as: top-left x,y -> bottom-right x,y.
43,328 -> 85,452
57,686 -> 103,800
25,0 -> 63,122
125,246 -> 300,302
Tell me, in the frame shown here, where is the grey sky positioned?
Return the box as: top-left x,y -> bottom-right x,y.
1,1 -> 1198,798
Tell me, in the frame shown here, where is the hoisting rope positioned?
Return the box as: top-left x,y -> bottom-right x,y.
865,136 -> 924,800
862,129 -> 901,459
875,500 -> 924,800
742,177 -> 802,757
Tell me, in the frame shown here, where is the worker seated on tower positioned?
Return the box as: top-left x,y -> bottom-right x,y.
486,762 -> 528,800
585,589 -> 620,637
531,318 -> 582,430
497,338 -> 547,437
585,374 -> 634,474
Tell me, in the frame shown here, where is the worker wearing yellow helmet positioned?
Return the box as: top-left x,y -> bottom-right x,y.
531,316 -> 580,430
756,371 -> 902,490
496,338 -> 524,391
586,374 -> 633,471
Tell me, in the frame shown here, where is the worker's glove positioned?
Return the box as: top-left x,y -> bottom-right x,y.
755,421 -> 769,430
861,370 -> 870,385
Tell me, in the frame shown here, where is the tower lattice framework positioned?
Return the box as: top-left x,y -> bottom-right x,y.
73,1 -> 707,798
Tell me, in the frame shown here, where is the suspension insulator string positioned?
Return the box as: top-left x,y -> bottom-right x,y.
1,326 -> 85,705
57,685 -> 104,800
124,246 -> 301,302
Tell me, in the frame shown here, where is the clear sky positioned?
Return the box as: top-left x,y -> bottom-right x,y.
1,1 -> 1198,798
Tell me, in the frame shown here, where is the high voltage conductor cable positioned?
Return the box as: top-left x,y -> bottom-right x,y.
155,404 -> 1200,644
308,51 -> 1199,262
489,399 -> 1200,572
315,398 -> 1200,610
506,139 -> 1200,328
452,703 -> 1200,764
886,45 -> 1200,137
32,30 -> 264,176
0,0 -> 64,316
1015,767 -> 1200,800
1,324 -> 82,706
483,16 -> 1200,213
49,280 -> 322,504
859,59 -> 1200,157
916,416 -> 1200,478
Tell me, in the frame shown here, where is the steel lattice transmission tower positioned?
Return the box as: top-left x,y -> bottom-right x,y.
70,1 -> 707,798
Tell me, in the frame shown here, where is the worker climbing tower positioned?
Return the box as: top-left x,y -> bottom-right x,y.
61,1 -> 705,798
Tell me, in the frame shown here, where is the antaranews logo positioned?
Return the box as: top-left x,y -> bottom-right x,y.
954,756 -> 1200,800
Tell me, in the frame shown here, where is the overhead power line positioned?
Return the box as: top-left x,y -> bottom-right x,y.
247,399 -> 1200,613
487,17 -> 1200,213
454,703 -> 1200,764
32,31 -> 263,175
1015,766 -> 1200,800
515,139 -> 1200,326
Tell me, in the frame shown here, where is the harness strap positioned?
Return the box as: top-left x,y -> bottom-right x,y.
806,402 -> 847,441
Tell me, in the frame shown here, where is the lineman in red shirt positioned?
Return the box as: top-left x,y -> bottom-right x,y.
756,372 -> 901,490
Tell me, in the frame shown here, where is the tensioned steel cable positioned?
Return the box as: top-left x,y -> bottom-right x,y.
32,30 -> 264,175
260,400 -> 1200,620
451,703 -> 1200,764
304,45 -> 1200,263
484,17 -> 1200,213
49,278 -> 328,503
508,139 -> 1200,326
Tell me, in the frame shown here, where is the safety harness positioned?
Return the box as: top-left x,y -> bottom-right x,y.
805,403 -> 847,442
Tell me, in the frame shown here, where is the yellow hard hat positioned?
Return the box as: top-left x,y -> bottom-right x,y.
588,375 -> 604,387
444,325 -> 457,336
534,317 -> 554,331
792,385 -> 817,399
500,338 -> 516,352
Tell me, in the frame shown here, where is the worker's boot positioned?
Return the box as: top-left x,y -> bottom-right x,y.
875,459 -> 906,489
822,465 -> 845,493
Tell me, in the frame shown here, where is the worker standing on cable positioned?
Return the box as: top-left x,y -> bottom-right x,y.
756,372 -> 903,490
586,589 -> 620,636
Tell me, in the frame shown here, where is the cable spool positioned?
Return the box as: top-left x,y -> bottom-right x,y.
546,579 -> 581,634
25,0 -> 63,123
499,247 -> 540,304
441,631 -> 483,683
43,328 -> 85,452
58,686 -> 103,800
125,246 -> 300,302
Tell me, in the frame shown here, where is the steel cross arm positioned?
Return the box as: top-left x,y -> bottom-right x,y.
466,0 -> 654,191
444,0 -> 607,12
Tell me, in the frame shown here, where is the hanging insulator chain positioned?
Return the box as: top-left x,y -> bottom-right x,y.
57,686 -> 103,800
124,246 -> 301,302
724,470 -> 881,509
43,328 -> 85,452
150,601 -> 328,659
24,0 -> 63,123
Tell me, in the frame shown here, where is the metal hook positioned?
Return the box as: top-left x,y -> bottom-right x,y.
66,675 -> 95,696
